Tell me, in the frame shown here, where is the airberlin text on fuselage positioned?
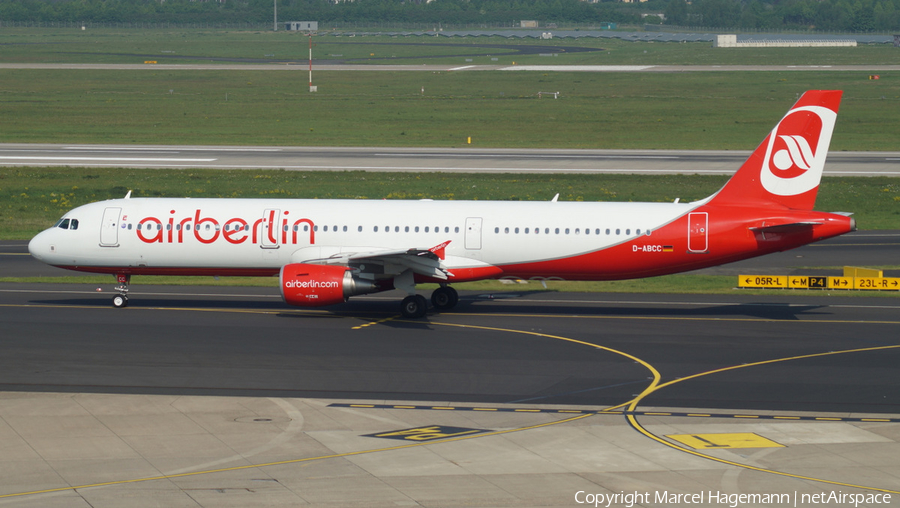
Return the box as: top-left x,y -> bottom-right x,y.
135,209 -> 316,246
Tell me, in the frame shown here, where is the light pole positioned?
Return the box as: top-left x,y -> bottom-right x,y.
308,32 -> 316,92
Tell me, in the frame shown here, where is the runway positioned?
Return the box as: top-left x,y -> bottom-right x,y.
2,283 -> 900,410
2,143 -> 900,175
1,282 -> 899,505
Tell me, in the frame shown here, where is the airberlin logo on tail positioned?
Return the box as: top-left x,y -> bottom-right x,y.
760,105 -> 837,197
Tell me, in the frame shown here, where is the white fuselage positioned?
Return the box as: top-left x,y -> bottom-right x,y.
29,197 -> 698,278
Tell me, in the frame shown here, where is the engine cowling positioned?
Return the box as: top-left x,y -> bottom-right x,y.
279,263 -> 378,307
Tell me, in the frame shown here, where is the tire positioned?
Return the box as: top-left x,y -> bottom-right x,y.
431,286 -> 459,310
112,295 -> 128,308
400,295 -> 428,318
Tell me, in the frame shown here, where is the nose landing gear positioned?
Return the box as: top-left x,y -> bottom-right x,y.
112,274 -> 130,308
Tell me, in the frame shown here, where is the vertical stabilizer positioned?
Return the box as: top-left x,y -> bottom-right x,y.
708,90 -> 842,210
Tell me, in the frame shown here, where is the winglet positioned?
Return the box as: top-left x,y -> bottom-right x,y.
428,240 -> 452,260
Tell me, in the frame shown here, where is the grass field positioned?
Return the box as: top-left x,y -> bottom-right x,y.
1,69 -> 899,149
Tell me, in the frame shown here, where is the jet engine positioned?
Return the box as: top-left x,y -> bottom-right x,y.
279,263 -> 379,307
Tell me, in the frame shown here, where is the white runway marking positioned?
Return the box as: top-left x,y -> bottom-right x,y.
0,156 -> 216,162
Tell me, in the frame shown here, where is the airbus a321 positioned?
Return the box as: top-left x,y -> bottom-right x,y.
29,90 -> 855,318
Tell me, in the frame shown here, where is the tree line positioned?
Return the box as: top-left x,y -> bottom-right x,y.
1,0 -> 897,32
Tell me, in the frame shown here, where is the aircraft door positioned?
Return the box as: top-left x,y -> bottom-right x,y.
260,209 -> 280,249
100,207 -> 122,247
465,217 -> 482,250
688,212 -> 708,253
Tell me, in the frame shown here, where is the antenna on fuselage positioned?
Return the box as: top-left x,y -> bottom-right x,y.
551,193 -> 559,202
124,190 -> 132,199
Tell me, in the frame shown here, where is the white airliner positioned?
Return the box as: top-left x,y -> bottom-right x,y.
29,90 -> 855,318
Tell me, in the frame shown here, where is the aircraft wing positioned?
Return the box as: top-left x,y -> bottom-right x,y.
291,241 -> 453,280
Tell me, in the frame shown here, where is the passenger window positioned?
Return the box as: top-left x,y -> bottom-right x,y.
495,227 -> 499,234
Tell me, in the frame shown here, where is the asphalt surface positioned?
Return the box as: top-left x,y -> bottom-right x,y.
2,143 -> 899,175
0,283 -> 898,413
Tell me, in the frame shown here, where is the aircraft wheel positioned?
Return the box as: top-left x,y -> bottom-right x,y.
400,295 -> 428,319
431,286 -> 459,310
112,294 -> 128,308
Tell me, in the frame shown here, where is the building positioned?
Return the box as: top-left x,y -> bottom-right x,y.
286,21 -> 318,32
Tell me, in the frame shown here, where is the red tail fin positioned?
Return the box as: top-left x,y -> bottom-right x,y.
708,90 -> 842,210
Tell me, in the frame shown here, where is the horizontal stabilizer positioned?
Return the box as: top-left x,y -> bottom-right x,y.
749,222 -> 823,232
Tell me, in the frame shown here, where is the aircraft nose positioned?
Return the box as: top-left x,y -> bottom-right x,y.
28,229 -> 55,262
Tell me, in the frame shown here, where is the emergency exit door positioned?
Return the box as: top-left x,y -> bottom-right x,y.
100,207 -> 121,247
688,212 -> 708,253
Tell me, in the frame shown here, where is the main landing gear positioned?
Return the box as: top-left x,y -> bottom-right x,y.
112,274 -> 130,308
399,286 -> 459,319
431,286 -> 459,310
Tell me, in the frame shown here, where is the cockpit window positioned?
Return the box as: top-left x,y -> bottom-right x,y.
53,218 -> 79,230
